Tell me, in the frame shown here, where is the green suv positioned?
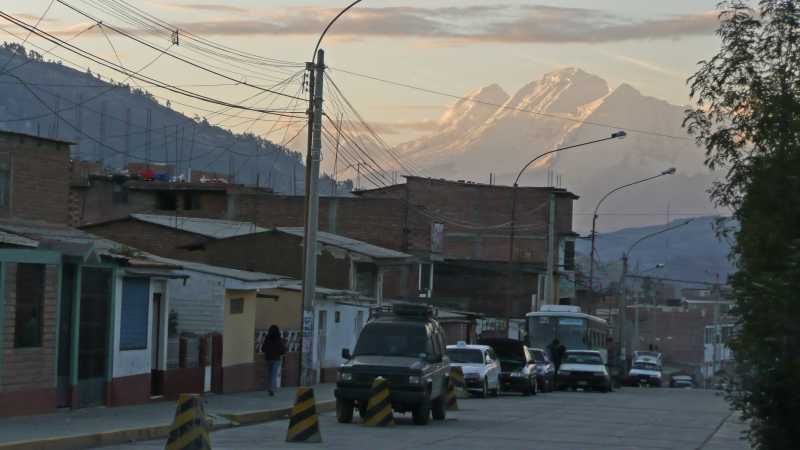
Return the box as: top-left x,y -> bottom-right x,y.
335,303 -> 450,425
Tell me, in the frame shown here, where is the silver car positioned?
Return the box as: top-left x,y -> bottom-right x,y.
446,343 -> 501,397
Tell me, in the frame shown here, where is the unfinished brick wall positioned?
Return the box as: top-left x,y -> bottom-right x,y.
0,133 -> 70,224
82,219 -> 211,261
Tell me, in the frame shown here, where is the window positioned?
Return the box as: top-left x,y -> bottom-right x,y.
120,278 -> 149,350
0,155 -> 10,209
418,263 -> 433,297
14,264 -> 46,348
156,191 -> 177,210
354,263 -> 377,297
182,192 -> 200,210
447,349 -> 484,364
112,183 -> 128,204
334,311 -> 341,323
563,240 -> 576,271
230,298 -> 244,314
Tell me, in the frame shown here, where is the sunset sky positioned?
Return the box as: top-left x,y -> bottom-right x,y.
4,0 -> 723,144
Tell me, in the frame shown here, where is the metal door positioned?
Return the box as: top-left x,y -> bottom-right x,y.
77,268 -> 112,407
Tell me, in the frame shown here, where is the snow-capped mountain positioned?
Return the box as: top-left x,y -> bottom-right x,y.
396,68 -> 721,231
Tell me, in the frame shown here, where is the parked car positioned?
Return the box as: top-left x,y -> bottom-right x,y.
446,342 -> 500,397
633,351 -> 663,369
478,338 -> 538,395
558,350 -> 612,392
530,348 -> 555,392
625,361 -> 663,387
335,303 -> 450,425
670,374 -> 695,389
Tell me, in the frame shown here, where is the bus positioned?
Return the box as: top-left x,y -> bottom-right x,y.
526,305 -> 610,363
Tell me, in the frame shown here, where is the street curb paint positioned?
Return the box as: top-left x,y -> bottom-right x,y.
165,394 -> 211,450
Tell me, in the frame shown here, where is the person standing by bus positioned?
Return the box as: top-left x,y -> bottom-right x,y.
548,339 -> 566,376
262,325 -> 286,396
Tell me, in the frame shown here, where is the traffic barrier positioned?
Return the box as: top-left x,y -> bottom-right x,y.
445,372 -> 459,411
285,387 -> 322,443
363,377 -> 395,427
450,366 -> 468,398
165,393 -> 211,450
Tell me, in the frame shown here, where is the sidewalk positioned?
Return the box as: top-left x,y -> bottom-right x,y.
0,384 -> 335,450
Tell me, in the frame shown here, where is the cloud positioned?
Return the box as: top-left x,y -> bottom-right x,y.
610,54 -> 688,80
151,2 -> 247,13
141,5 -> 719,45
34,5 -> 719,46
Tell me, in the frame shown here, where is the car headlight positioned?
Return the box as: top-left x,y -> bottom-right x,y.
510,371 -> 524,378
559,371 -> 571,376
338,372 -> 352,382
409,375 -> 421,384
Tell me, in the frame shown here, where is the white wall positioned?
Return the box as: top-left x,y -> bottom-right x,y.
167,273 -> 226,335
314,301 -> 369,369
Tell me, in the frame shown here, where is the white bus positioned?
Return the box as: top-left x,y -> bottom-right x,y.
526,305 -> 610,363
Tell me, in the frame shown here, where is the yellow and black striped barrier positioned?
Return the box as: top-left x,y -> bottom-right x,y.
450,366 -> 468,398
363,377 -> 395,427
285,387 -> 322,443
165,393 -> 211,450
446,372 -> 459,411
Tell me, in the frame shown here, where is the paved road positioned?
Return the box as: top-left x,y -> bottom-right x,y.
102,388 -> 749,450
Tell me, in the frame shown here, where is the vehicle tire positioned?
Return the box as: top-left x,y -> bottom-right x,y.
479,378 -> 489,398
336,399 -> 354,424
431,394 -> 446,421
358,402 -> 368,419
412,401 -> 431,425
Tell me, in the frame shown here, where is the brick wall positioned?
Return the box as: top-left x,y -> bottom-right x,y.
0,133 -> 70,224
1,263 -> 58,414
82,219 -> 211,261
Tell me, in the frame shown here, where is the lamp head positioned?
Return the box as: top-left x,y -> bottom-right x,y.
662,167 -> 677,175
611,131 -> 627,139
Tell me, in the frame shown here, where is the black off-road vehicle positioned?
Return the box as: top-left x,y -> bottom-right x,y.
335,303 -> 450,425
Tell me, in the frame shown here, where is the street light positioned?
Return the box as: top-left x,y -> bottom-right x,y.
589,167 -> 677,295
508,131 -> 626,306
299,0 -> 363,387
616,219 -> 693,374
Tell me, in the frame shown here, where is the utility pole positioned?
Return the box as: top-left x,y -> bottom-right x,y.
618,254 -> 629,374
544,192 -> 556,305
145,109 -> 152,168
299,49 -> 325,386
332,112 -> 342,196
124,108 -> 131,169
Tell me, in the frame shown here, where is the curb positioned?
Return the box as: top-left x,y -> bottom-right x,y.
0,400 -> 336,450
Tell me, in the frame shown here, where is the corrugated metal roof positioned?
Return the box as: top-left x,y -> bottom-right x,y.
0,230 -> 39,248
147,254 -> 292,284
132,214 -> 267,239
275,228 -> 412,260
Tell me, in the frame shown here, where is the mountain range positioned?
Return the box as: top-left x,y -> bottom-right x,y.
396,68 -> 723,232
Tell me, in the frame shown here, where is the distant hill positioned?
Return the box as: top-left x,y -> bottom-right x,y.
0,42 -> 351,194
576,216 -> 736,287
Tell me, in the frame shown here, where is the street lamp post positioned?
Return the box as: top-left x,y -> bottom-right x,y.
299,0 -> 362,387
589,168 -> 676,304
508,131 -> 626,306
617,219 -> 693,375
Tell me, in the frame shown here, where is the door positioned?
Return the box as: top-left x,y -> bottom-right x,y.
77,268 -> 112,408
57,264 -> 76,408
150,293 -> 163,396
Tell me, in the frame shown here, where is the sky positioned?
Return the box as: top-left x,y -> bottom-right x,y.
2,0 -> 723,145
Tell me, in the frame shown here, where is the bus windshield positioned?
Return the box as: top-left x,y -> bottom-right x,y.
529,315 -> 588,350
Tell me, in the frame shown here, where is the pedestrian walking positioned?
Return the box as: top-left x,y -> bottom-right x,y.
262,325 -> 286,396
547,338 -> 567,376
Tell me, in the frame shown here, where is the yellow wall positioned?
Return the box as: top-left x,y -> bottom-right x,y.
255,289 -> 302,331
223,290 -> 257,367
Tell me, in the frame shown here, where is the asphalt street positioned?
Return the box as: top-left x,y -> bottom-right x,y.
101,388 -> 749,450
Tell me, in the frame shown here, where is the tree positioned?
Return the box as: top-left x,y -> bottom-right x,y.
684,1 -> 800,449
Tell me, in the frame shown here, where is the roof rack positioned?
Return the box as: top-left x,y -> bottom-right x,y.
370,302 -> 436,320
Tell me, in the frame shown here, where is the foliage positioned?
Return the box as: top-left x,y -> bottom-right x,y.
684,1 -> 800,448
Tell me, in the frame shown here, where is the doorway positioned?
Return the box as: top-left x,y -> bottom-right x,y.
77,268 -> 112,408
150,292 -> 163,397
316,310 -> 327,383
57,264 -> 76,408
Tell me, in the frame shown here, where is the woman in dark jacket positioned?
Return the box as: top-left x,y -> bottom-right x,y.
262,325 -> 286,396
